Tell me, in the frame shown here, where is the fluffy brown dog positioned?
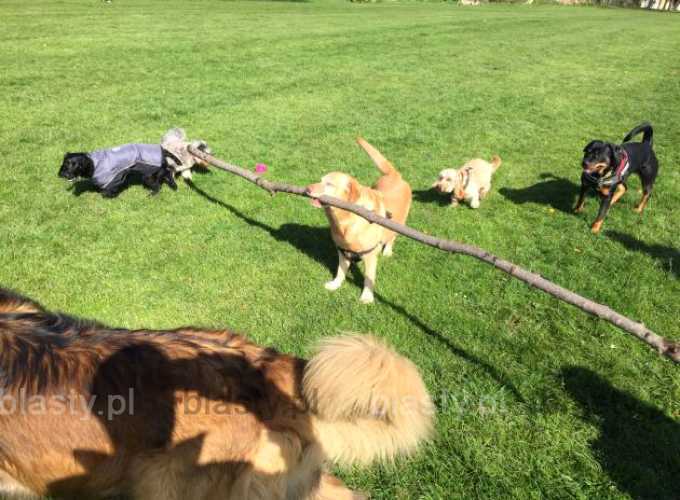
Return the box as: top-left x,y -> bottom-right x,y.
306,138 -> 412,304
0,288 -> 433,499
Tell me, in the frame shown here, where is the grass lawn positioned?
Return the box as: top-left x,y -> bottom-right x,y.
1,0 -> 679,498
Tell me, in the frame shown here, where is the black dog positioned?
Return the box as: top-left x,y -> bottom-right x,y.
575,123 -> 658,234
59,144 -> 178,198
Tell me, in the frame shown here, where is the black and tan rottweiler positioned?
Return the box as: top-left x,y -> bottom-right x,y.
575,122 -> 658,234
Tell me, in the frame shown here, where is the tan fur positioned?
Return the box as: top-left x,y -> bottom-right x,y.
591,219 -> 604,234
0,290 -> 433,499
432,155 -> 502,209
306,138 -> 412,304
583,162 -> 609,177
634,192 -> 651,213
303,336 -> 434,464
610,183 -> 627,205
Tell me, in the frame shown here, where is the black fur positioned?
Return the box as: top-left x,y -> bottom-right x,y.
58,149 -> 178,198
575,123 -> 659,232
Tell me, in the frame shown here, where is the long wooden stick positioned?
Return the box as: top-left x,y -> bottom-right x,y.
188,146 -> 680,364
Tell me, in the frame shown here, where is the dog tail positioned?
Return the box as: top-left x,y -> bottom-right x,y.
356,138 -> 398,176
303,335 -> 434,465
490,155 -> 502,172
622,122 -> 653,147
0,288 -> 44,314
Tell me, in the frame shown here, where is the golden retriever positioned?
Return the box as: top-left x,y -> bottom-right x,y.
306,138 -> 412,304
432,156 -> 502,208
0,287 -> 433,500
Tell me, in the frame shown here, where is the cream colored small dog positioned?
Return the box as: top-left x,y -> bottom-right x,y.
306,138 -> 412,304
432,155 -> 502,208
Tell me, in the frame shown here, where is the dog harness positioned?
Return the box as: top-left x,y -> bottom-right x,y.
584,150 -> 630,189
454,165 -> 473,200
336,242 -> 382,262
89,144 -> 164,189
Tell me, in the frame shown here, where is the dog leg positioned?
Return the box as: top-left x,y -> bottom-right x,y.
591,195 -> 613,234
101,186 -> 121,198
325,250 -> 351,291
359,249 -> 379,304
143,174 -> 162,196
634,187 -> 652,213
382,241 -> 393,258
610,183 -> 627,206
163,168 -> 178,190
449,197 -> 459,208
469,193 -> 481,209
382,233 -> 396,257
574,184 -> 588,213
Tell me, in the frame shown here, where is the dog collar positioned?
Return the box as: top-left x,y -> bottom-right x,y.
598,150 -> 630,187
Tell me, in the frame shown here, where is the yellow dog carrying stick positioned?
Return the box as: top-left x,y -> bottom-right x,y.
188,145 -> 679,365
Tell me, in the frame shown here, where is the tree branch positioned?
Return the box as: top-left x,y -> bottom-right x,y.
188,146 -> 680,364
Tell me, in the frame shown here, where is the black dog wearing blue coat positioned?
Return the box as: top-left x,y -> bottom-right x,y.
575,123 -> 659,234
58,128 -> 211,198
59,145 -> 178,198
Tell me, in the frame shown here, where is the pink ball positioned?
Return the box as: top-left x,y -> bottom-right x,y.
255,163 -> 267,174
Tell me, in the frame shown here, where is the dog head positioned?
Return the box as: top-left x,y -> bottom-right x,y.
432,168 -> 461,195
305,172 -> 361,208
58,153 -> 94,181
581,140 -> 623,178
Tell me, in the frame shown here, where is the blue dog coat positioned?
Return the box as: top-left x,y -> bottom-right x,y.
89,144 -> 164,189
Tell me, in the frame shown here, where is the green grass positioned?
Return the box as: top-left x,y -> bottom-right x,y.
1,1 -> 679,498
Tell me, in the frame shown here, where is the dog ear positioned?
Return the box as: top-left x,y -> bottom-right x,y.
583,141 -> 597,153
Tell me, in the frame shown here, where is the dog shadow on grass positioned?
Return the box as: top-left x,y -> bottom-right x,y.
188,181 -> 525,404
374,292 -> 525,404
607,230 -> 679,278
499,173 -> 580,214
562,367 -> 680,500
412,188 -> 451,207
186,180 -> 337,272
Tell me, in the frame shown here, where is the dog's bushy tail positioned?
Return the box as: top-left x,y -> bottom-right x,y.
622,122 -> 653,146
490,155 -> 502,172
303,335 -> 434,465
356,138 -> 398,177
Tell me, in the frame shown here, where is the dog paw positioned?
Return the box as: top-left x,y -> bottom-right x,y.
359,290 -> 374,304
325,280 -> 342,291
590,221 -> 603,234
574,206 -> 584,214
382,245 -> 393,257
470,201 -> 480,209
